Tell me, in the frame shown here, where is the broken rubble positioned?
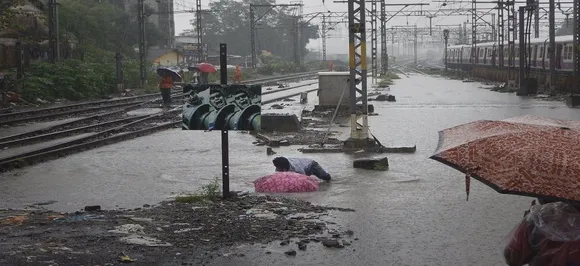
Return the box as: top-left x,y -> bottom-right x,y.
353,157 -> 389,171
284,249 -> 297,256
321,239 -> 344,248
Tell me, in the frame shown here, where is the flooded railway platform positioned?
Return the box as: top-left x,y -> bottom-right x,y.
1,73 -> 578,265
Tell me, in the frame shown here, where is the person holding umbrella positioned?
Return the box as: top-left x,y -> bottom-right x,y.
158,72 -> 173,110
429,115 -> 580,266
503,199 -> 580,266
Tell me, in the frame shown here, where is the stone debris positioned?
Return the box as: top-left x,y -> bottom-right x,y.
321,239 -> 344,248
284,249 -> 297,256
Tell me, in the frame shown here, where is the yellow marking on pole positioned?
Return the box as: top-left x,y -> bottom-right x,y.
361,41 -> 367,70
349,43 -> 356,68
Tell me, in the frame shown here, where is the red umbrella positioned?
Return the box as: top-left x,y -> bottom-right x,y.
254,172 -> 319,193
430,115 -> 580,202
197,63 -> 217,73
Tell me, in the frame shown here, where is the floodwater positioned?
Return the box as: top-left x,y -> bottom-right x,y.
1,73 -> 579,265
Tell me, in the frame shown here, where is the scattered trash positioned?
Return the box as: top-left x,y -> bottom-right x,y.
53,214 -> 105,223
129,217 -> 153,223
245,208 -> 278,219
173,227 -> 202,234
120,253 -> 136,263
0,215 -> 27,225
109,224 -> 145,234
119,235 -> 173,247
84,205 -> 101,212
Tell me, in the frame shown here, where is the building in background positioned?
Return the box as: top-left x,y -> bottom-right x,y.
174,35 -> 205,65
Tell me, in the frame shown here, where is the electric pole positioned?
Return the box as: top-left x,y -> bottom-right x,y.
249,3 -> 303,68
322,14 -> 327,61
573,0 -> 579,97
48,0 -> 59,63
346,0 -> 369,144
196,0 -> 203,63
444,29 -> 449,71
380,0 -> 387,75
370,0 -> 378,78
549,0 -> 556,92
414,25 -> 418,64
293,16 -> 301,66
138,0 -> 146,88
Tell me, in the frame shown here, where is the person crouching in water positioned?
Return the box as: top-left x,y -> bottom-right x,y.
159,73 -> 173,110
272,157 -> 331,181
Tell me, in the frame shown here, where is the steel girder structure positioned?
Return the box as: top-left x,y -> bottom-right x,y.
195,0 -> 203,63
380,0 -> 387,75
371,0 -> 378,78
472,0 -> 477,69
347,0 -> 369,140
507,0 -> 516,82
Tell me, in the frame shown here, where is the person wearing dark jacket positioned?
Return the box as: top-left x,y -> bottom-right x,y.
504,199 -> 580,266
272,157 -> 331,181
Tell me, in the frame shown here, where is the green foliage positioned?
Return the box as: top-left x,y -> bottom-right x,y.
58,0 -> 164,55
182,0 -> 319,59
175,178 -> 221,203
18,48 -> 155,101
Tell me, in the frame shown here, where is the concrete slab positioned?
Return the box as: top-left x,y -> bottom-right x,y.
0,118 -> 83,138
0,133 -> 94,160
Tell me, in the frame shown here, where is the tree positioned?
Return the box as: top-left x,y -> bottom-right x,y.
182,0 -> 319,60
57,0 -> 164,57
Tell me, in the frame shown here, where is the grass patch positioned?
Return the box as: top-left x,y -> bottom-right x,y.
175,178 -> 221,203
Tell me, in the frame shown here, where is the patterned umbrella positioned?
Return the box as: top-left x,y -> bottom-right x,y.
254,172 -> 319,193
430,115 -> 580,202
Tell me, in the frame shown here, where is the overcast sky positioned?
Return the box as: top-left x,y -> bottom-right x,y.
172,0 -> 572,55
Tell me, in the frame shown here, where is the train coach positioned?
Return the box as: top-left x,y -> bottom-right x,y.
444,34 -> 574,73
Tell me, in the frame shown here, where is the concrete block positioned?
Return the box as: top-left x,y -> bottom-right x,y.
353,157 -> 389,171
566,95 -> 580,107
318,72 -> 351,108
261,114 -> 301,132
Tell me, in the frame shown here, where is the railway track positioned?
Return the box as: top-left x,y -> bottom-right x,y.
0,108 -> 181,173
0,71 -> 320,127
0,71 -> 321,173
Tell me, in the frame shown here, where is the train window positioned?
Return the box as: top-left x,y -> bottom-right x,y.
567,46 -> 573,60
539,46 -> 544,58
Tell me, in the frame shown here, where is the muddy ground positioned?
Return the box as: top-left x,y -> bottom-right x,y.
0,195 -> 355,266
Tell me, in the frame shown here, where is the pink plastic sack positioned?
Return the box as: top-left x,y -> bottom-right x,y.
254,172 -> 319,193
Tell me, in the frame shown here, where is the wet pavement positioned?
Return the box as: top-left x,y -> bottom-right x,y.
1,73 -> 579,265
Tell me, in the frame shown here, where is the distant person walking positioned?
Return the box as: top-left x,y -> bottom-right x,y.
233,65 -> 243,84
272,157 -> 331,181
159,73 -> 173,110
